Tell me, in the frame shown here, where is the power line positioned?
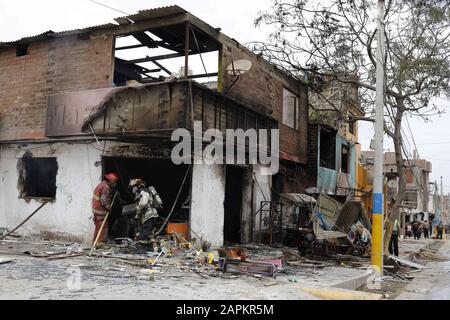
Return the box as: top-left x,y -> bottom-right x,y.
87,0 -> 131,16
415,141 -> 450,145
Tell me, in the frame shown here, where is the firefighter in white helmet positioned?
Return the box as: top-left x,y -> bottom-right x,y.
128,178 -> 163,241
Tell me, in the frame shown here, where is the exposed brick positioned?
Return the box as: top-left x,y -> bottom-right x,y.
0,34 -> 113,140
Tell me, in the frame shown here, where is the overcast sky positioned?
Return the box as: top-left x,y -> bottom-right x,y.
1,0 -> 449,192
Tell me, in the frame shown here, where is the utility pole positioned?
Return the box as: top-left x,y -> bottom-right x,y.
440,176 -> 444,223
372,0 -> 385,277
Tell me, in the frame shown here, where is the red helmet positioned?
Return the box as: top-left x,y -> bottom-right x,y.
104,173 -> 119,183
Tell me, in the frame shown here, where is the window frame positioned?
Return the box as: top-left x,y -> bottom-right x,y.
282,88 -> 300,130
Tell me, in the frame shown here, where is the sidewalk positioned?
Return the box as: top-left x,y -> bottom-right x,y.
0,237 -> 371,300
396,239 -> 450,300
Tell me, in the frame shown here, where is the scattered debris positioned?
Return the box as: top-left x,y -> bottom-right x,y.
264,281 -> 278,287
222,259 -> 278,278
390,256 -> 427,269
0,258 -> 12,265
288,277 -> 299,283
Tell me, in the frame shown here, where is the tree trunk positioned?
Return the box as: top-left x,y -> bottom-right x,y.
383,101 -> 406,257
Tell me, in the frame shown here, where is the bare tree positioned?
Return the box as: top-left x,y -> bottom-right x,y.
253,0 -> 450,255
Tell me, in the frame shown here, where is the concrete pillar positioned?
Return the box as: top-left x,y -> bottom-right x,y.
190,164 -> 225,247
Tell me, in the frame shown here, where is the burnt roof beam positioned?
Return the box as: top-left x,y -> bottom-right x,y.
124,52 -> 188,64
151,60 -> 171,75
132,32 -> 184,53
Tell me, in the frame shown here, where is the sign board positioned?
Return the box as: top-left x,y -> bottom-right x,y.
45,87 -> 123,137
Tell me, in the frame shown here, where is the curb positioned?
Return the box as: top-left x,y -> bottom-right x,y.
332,269 -> 374,290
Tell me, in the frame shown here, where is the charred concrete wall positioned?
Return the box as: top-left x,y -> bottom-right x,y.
0,35 -> 113,141
0,143 -> 103,242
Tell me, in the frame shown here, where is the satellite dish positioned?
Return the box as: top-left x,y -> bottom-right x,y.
387,180 -> 396,188
226,59 -> 252,75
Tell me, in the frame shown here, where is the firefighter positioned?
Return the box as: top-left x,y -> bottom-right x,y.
92,173 -> 118,245
128,178 -> 163,242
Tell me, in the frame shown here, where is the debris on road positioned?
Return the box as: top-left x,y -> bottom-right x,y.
0,258 -> 12,265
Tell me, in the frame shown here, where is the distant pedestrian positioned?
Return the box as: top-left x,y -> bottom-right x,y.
389,219 -> 400,257
429,221 -> 434,238
412,220 -> 420,240
437,222 -> 444,240
406,224 -> 412,238
423,221 -> 429,239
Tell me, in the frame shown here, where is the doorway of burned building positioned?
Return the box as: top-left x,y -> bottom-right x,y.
102,157 -> 190,240
224,165 -> 245,244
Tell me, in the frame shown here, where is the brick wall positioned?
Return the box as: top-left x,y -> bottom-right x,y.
219,36 -> 308,165
0,34 -> 113,141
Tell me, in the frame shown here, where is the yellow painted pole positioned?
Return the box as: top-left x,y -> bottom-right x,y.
371,213 -> 383,274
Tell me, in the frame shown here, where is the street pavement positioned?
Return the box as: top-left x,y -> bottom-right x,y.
396,239 -> 450,300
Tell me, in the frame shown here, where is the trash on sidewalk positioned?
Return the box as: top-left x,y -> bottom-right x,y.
412,248 -> 448,262
221,259 -> 278,278
218,247 -> 246,261
390,256 -> 427,269
0,258 -> 12,265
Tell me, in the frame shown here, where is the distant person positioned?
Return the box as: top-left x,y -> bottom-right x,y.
406,223 -> 412,238
422,220 -> 429,239
437,222 -> 444,240
412,220 -> 420,240
389,218 -> 400,256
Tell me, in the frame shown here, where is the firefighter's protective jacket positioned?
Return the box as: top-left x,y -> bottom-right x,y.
92,181 -> 113,216
135,186 -> 162,224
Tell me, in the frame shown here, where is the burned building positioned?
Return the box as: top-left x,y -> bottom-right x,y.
0,6 -> 309,246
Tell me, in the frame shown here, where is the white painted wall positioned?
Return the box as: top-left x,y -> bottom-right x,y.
190,164 -> 225,247
252,165 -> 272,240
241,169 -> 253,243
0,143 -> 102,243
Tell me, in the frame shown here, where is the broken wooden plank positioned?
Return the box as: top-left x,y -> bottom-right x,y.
0,258 -> 12,265
264,282 -> 278,287
46,253 -> 84,261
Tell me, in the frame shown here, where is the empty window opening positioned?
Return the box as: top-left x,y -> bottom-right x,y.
319,128 -> 336,169
224,166 -> 244,244
282,88 -> 299,129
16,44 -> 28,57
348,114 -> 356,135
341,145 -> 350,174
20,157 -> 58,199
113,23 -> 220,87
102,157 -> 190,240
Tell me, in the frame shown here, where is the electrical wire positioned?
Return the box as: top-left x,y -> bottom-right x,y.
87,0 -> 130,15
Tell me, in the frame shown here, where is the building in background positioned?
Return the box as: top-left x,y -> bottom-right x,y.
306,77 -> 363,199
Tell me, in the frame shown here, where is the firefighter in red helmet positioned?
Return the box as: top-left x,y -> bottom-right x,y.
92,173 -> 118,245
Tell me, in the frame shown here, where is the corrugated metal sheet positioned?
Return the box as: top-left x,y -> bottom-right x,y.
0,5 -> 186,48
0,23 -> 116,48
121,6 -> 187,23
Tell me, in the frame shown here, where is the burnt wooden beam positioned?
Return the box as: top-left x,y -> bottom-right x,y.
132,32 -> 184,53
115,44 -> 147,50
124,52 -> 185,64
152,60 -> 171,75
187,72 -> 218,79
142,68 -> 162,74
184,22 -> 190,78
